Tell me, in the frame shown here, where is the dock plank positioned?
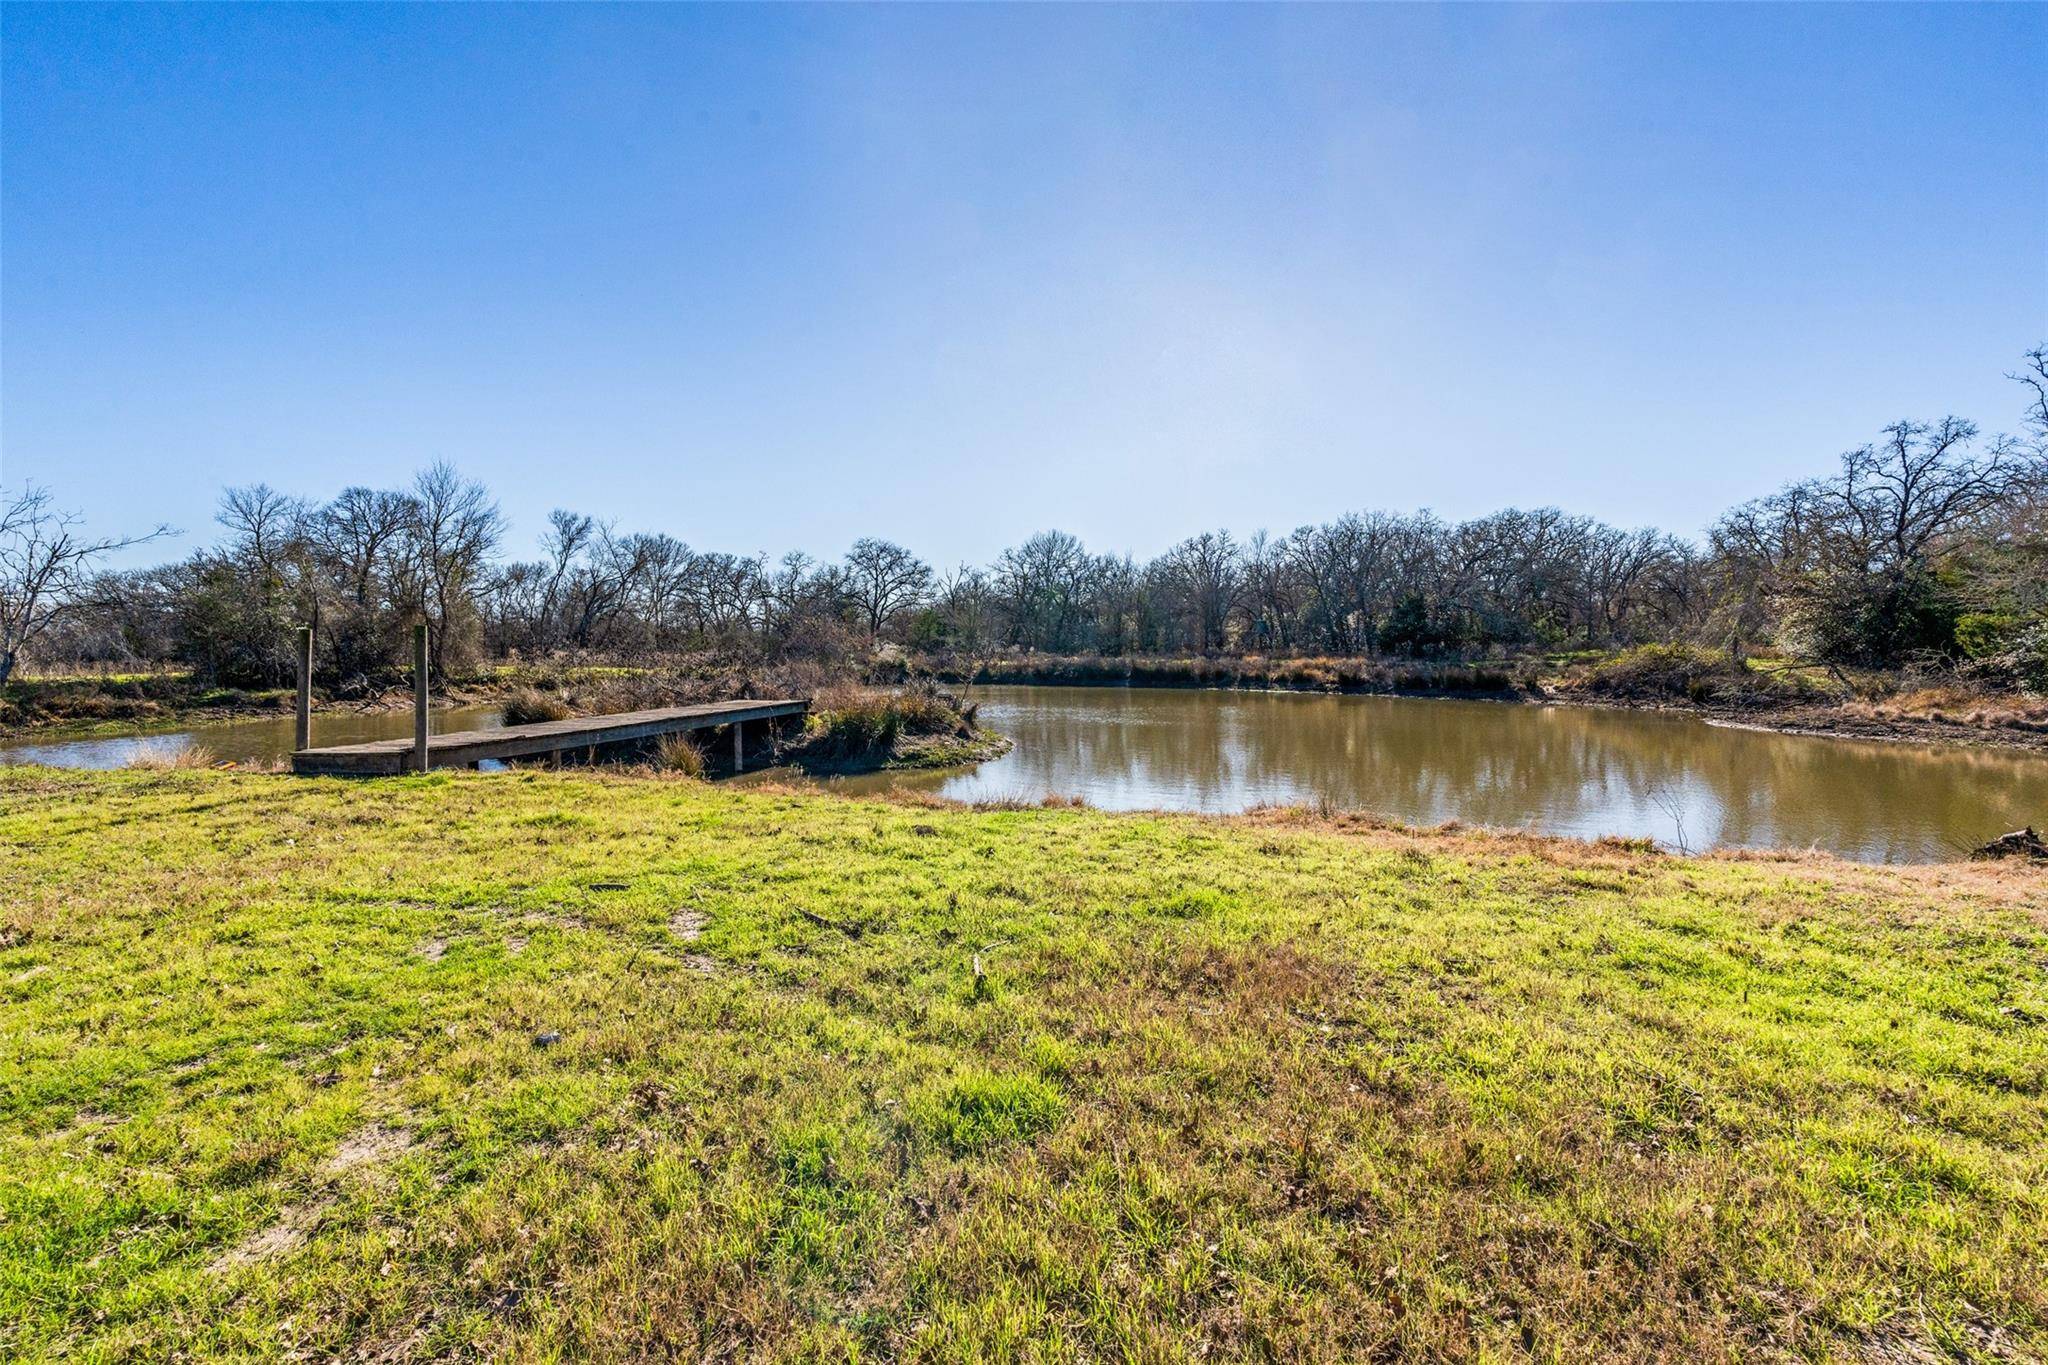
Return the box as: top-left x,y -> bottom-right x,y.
292,699 -> 807,775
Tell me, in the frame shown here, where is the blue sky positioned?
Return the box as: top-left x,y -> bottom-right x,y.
4,3 -> 2044,570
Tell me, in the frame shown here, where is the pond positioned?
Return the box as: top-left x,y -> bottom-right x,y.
795,685 -> 2044,864
0,704 -> 510,770
4,685 -> 2041,863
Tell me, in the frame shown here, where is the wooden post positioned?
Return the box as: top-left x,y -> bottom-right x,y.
733,720 -> 744,772
412,623 -> 430,773
294,626 -> 313,751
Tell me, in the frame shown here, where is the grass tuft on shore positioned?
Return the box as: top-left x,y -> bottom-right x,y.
0,768 -> 2043,1361
779,682 -> 1001,773
499,687 -> 576,726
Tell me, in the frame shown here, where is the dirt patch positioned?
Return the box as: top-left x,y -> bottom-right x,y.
210,1201 -> 322,1275
415,937 -> 448,962
669,909 -> 706,942
49,1107 -> 121,1145
680,953 -> 719,974
323,1123 -> 414,1176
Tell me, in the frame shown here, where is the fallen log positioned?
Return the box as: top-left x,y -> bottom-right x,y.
1972,827 -> 2048,861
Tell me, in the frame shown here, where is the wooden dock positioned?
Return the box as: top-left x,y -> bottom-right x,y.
291,699 -> 807,776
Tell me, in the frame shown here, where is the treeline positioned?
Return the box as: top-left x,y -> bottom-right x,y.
6,351 -> 2044,694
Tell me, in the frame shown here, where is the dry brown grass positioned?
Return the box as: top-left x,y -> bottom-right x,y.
1846,686 -> 2048,731
499,687 -> 575,726
902,652 -> 1537,696
121,744 -> 220,771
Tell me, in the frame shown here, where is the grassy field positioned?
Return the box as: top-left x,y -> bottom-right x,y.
1,769 -> 2044,1362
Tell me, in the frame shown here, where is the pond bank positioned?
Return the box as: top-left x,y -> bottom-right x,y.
891,653 -> 2048,754
10,655 -> 2043,756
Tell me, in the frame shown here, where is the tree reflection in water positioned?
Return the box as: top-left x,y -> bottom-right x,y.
822,686 -> 2048,864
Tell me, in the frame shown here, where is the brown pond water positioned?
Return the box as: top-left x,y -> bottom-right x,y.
771,685 -> 2045,864
4,686 -> 2042,863
0,704 -> 510,770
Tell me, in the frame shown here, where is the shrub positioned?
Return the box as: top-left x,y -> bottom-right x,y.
803,682 -> 974,761
1955,613 -> 2021,662
1579,644 -> 1731,701
502,688 -> 574,725
1979,622 -> 2048,692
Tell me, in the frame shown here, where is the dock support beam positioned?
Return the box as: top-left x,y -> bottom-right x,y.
412,623 -> 431,773
733,720 -> 744,772
294,626 -> 313,751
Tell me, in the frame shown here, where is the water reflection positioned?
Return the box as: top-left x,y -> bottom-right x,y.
809,687 -> 2046,864
4,686 -> 2040,863
0,704 -> 507,770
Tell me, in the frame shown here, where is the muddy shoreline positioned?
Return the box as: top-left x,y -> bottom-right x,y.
936,670 -> 2048,756
7,672 -> 2044,757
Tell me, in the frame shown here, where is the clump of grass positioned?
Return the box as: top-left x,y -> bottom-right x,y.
809,689 -> 905,756
1850,685 -> 2048,731
122,743 -> 218,770
652,733 -> 706,777
788,682 -> 981,770
918,1071 -> 1066,1152
501,688 -> 575,726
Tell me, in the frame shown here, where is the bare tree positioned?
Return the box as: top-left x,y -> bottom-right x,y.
218,484 -> 311,578
994,530 -> 1093,651
0,486 -> 170,689
535,509 -> 598,650
407,462 -> 503,679
933,564 -> 996,652
842,538 -> 933,639
1153,530 -> 1242,651
318,486 -> 417,612
629,533 -> 695,649
2010,345 -> 2048,437
1241,529 -> 1301,651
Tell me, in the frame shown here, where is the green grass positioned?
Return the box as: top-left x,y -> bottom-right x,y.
1,768 -> 2043,1361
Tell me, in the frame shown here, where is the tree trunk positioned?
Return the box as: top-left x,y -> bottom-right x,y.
0,648 -> 14,691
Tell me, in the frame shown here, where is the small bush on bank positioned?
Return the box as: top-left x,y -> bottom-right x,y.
1968,621 -> 2048,693
501,688 -> 575,725
1570,644 -> 1842,706
793,682 -> 979,767
1577,644 -> 1735,702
